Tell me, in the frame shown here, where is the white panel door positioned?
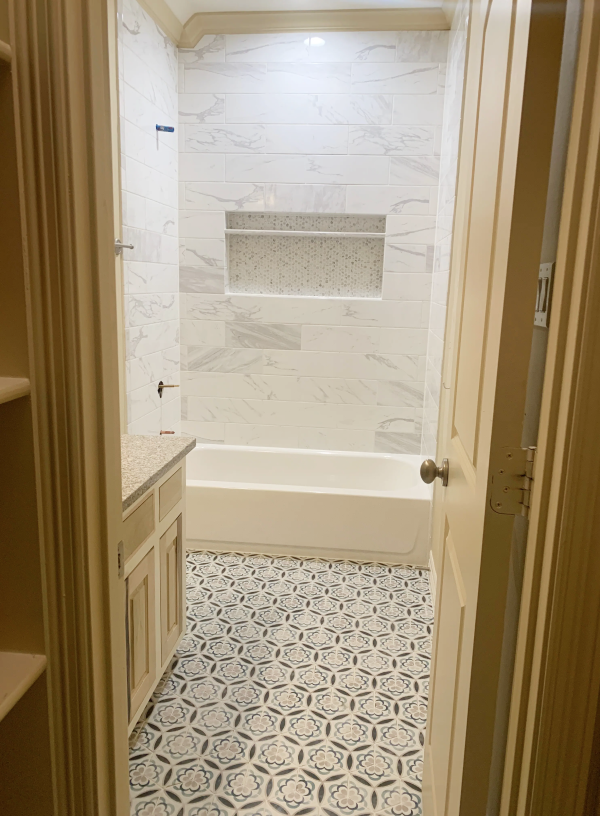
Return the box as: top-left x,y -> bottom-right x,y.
422,1 -> 566,814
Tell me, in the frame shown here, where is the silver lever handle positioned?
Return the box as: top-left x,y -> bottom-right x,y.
420,458 -> 449,486
115,238 -> 134,255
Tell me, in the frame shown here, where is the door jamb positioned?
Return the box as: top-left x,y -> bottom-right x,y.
501,1 -> 600,813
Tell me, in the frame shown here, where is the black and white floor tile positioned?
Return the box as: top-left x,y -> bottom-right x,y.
129,552 -> 433,816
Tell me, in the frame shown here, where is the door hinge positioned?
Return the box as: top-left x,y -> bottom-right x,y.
118,541 -> 125,579
490,447 -> 536,518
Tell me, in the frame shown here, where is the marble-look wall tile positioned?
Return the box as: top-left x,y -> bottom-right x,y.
225,93 -> 393,125
181,420 -> 226,443
225,424 -> 300,448
346,185 -> 430,215
351,63 -> 438,94
396,31 -> 449,63
179,93 -> 225,123
184,182 -> 265,211
225,322 -> 302,350
349,125 -> 434,155
314,32 -> 397,63
180,319 -> 226,347
301,326 -> 380,353
179,35 -> 225,64
178,28 -> 450,452
298,427 -> 375,452
226,33 -> 309,63
265,184 -> 346,213
265,125 -> 350,155
183,346 -> 264,374
185,124 -> 266,153
375,431 -> 422,454
390,156 -> 441,185
225,154 -> 390,185
299,377 -> 378,405
179,265 -> 225,294
120,0 -> 179,432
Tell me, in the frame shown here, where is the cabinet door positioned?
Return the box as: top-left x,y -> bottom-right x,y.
127,549 -> 156,721
160,515 -> 183,664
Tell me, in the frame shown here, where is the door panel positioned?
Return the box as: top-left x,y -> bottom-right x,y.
160,515 -> 183,664
429,532 -> 466,812
127,549 -> 156,719
423,0 -> 567,813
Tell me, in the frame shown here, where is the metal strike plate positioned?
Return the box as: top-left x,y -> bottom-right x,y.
490,447 -> 531,516
534,262 -> 555,328
118,540 -> 125,579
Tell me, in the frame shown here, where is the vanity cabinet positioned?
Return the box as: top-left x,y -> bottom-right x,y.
123,461 -> 186,731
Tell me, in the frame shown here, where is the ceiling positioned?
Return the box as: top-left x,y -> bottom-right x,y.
163,0 -> 442,26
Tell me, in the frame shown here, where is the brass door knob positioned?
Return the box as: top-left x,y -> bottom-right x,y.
420,458 -> 449,486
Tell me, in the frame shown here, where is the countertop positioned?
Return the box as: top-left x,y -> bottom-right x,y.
121,435 -> 196,512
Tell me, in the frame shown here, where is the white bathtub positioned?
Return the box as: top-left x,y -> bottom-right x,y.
186,444 -> 432,566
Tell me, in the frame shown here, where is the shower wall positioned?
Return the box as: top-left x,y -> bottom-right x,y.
422,1 -> 469,457
178,31 -> 448,452
119,0 -> 180,434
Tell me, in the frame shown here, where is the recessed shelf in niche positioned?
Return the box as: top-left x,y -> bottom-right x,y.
226,213 -> 386,298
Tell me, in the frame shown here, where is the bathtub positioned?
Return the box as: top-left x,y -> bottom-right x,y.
186,444 -> 431,566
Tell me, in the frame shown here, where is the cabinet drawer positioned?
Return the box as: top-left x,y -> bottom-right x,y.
123,494 -> 154,562
159,467 -> 182,521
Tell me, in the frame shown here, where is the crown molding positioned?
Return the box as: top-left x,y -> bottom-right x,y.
136,0 -> 183,45
179,8 -> 449,49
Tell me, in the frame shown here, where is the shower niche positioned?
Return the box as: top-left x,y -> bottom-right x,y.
225,212 -> 386,298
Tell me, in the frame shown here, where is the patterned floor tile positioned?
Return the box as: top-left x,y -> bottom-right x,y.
130,552 -> 432,816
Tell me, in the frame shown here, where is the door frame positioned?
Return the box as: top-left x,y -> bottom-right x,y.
8,0 -> 600,814
500,1 -> 600,813
9,0 -> 129,813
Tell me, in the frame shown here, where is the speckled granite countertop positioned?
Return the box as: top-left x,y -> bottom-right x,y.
121,435 -> 196,512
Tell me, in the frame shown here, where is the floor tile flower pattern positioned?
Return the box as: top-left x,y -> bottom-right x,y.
130,552 -> 432,816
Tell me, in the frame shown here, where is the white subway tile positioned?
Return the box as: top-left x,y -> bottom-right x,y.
386,215 -> 437,244
265,63 -> 352,93
265,184 -> 346,213
182,372 -> 301,401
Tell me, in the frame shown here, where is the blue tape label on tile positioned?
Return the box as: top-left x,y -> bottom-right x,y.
156,125 -> 175,132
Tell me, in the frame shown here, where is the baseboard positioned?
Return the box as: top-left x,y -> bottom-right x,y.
187,539 -> 428,568
428,549 -> 437,606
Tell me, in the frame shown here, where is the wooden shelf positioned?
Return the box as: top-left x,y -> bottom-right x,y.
0,652 -> 47,723
0,41 -> 11,64
0,377 -> 30,406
